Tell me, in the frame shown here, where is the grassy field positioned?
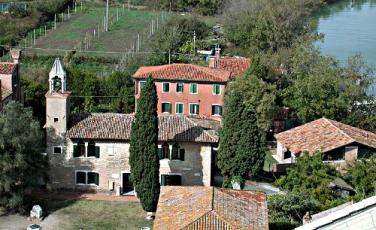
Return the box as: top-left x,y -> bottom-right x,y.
34,7 -> 162,54
0,200 -> 152,230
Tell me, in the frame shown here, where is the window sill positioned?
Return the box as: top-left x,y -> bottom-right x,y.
76,183 -> 99,187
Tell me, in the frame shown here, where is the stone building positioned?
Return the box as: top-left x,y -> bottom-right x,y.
273,117 -> 376,172
0,49 -> 22,110
45,59 -> 219,194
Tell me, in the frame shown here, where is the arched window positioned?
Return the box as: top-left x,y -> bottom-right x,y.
171,143 -> 180,160
162,142 -> 170,159
74,139 -> 85,157
87,140 -> 96,157
52,76 -> 62,92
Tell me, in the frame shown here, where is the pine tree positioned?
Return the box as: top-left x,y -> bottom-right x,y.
129,77 -> 160,213
0,102 -> 48,211
218,89 -> 265,186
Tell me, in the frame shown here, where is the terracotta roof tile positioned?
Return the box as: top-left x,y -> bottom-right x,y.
209,57 -> 251,77
274,118 -> 376,155
133,64 -> 231,82
154,187 -> 268,230
0,63 -> 16,74
66,113 -> 218,143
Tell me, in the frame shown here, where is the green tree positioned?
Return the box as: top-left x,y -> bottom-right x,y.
218,90 -> 265,186
129,77 -> 160,213
268,192 -> 320,229
222,0 -> 323,53
275,153 -> 342,209
229,71 -> 276,131
106,72 -> 135,113
347,155 -> 376,200
0,102 -> 48,211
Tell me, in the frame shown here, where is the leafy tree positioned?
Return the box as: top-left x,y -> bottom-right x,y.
222,0 -> 323,53
275,152 -> 342,209
347,155 -> 376,200
105,72 -> 135,113
283,43 -> 375,129
218,89 -> 265,186
229,69 -> 276,131
129,77 -> 160,212
0,102 -> 48,211
268,192 -> 320,229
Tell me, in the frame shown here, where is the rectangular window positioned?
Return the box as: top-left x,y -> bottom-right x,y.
189,104 -> 200,115
107,145 -> 117,157
162,82 -> 170,93
73,144 -> 85,158
139,81 -> 146,93
76,171 -> 86,184
212,105 -> 223,116
53,146 -> 62,154
87,172 -> 99,185
161,175 -> 182,186
54,118 -> 59,123
176,82 -> 184,93
190,83 -> 198,94
212,84 -> 221,95
162,102 -> 172,113
175,103 -> 184,114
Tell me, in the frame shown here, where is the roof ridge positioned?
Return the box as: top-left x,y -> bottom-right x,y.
324,117 -> 355,142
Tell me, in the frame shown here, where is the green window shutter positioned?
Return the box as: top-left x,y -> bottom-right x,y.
158,148 -> 163,159
95,146 -> 100,158
168,103 -> 172,113
179,149 -> 185,161
161,175 -> 166,186
213,84 -> 220,95
95,173 -> 99,185
190,83 -> 198,94
73,145 -> 79,157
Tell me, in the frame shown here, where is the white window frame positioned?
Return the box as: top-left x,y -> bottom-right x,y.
175,102 -> 184,114
211,104 -> 223,116
162,82 -> 170,93
189,103 -> 200,115
190,83 -> 198,94
75,170 -> 99,187
53,146 -> 63,154
138,80 -> 146,94
161,102 -> 172,114
212,84 -> 221,95
176,82 -> 184,93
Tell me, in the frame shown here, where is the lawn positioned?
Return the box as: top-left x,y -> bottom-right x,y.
34,7 -> 163,54
0,200 -> 151,230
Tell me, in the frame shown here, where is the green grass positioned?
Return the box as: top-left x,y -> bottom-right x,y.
35,7 -> 162,54
56,200 -> 151,230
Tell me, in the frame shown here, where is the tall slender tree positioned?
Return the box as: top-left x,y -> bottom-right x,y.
129,77 -> 160,213
218,89 -> 265,186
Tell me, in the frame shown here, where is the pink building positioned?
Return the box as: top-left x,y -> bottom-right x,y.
0,49 -> 22,110
133,50 -> 251,120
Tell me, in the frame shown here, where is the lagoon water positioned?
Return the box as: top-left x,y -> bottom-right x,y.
316,0 -> 376,69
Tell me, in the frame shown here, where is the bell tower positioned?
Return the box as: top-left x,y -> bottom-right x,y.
45,58 -> 71,139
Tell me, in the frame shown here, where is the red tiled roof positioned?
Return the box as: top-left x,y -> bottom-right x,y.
274,118 -> 376,155
66,113 -> 218,143
209,57 -> 251,77
133,64 -> 231,83
154,186 -> 268,230
0,63 -> 16,75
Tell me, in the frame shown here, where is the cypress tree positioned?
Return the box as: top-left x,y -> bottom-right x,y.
218,89 -> 265,186
129,77 -> 160,213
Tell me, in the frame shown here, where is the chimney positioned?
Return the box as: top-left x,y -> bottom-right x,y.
10,49 -> 21,64
214,46 -> 221,68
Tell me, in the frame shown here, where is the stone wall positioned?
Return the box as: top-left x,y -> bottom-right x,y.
48,139 -> 213,191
